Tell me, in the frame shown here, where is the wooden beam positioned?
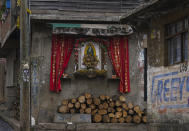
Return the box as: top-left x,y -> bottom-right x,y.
20,0 -> 31,130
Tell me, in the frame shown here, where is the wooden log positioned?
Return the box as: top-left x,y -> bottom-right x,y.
59,105 -> 68,113
116,107 -> 122,112
62,99 -> 69,105
79,109 -> 85,114
90,104 -> 96,110
94,114 -> 102,123
122,103 -> 129,110
133,115 -> 141,124
78,96 -> 86,103
103,102 -> 109,109
115,100 -> 121,107
71,98 -> 77,104
142,116 -> 147,123
108,113 -> 115,118
98,109 -> 107,115
85,93 -> 92,99
125,115 -> 132,123
108,98 -> 113,103
75,102 -> 80,109
70,108 -> 76,114
94,98 -> 101,105
137,111 -> 143,117
108,107 -> 115,113
103,115 -> 110,123
68,103 -> 74,108
105,96 -> 110,101
115,112 -> 122,118
98,104 -> 104,110
85,108 -> 92,114
111,118 -> 118,123
87,98 -> 93,105
119,95 -> 126,102
128,109 -> 134,115
128,102 -> 133,109
122,110 -> 128,117
91,109 -> 98,115
119,117 -> 125,123
81,103 -> 87,109
133,105 -> 141,113
109,101 -> 115,108
99,95 -> 106,101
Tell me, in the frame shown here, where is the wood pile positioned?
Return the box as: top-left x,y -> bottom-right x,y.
58,93 -> 147,123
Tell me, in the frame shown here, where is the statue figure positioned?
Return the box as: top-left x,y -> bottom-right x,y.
83,43 -> 99,69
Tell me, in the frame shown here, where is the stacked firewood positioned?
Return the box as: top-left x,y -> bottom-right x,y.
58,93 -> 147,123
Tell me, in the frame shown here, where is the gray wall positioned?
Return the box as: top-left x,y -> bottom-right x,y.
147,7 -> 189,125
30,23 -> 146,123
0,48 -> 19,118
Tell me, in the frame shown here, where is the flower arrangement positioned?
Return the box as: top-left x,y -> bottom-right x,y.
83,54 -> 99,69
74,69 -> 107,78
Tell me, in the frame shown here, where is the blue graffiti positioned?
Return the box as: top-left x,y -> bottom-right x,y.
151,71 -> 189,109
163,79 -> 169,102
157,80 -> 163,103
151,71 -> 178,103
170,78 -> 180,101
186,76 -> 189,92
179,77 -> 185,101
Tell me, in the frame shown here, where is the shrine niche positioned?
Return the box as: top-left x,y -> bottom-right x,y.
74,38 -> 107,78
50,35 -> 130,93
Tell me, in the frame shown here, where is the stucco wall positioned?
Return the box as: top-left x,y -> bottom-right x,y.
30,23 -> 146,124
147,7 -> 189,125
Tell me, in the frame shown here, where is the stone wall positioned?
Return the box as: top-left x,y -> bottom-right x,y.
30,22 -> 146,126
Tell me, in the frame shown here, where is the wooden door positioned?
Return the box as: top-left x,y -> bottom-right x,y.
0,59 -> 6,103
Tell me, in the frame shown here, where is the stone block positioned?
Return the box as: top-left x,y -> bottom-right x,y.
54,113 -> 91,123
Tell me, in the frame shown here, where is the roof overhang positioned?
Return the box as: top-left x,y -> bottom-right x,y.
120,0 -> 189,24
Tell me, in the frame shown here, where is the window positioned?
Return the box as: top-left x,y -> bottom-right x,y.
166,18 -> 188,65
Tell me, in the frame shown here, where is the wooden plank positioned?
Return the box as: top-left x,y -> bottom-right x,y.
58,0 -> 120,4
30,7 -> 125,13
30,0 -> 58,1
20,0 -> 31,130
29,0 -> 143,13
30,12 -> 121,22
0,59 -> 5,103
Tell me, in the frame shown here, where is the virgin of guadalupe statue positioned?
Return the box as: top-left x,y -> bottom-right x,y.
83,43 -> 99,69
87,44 -> 94,56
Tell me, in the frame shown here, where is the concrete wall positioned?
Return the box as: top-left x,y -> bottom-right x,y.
147,6 -> 189,127
30,23 -> 146,125
0,47 -> 19,119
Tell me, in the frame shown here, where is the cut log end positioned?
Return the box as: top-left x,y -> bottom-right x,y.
94,114 -> 102,123
85,93 -> 92,99
119,95 -> 126,102
125,115 -> 132,123
78,96 -> 86,103
62,99 -> 69,105
133,115 -> 141,124
103,115 -> 110,123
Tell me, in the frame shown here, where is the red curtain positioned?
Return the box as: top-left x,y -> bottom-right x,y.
108,37 -> 130,93
50,35 -> 74,92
